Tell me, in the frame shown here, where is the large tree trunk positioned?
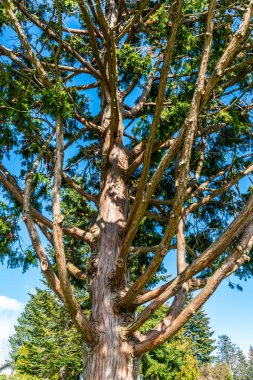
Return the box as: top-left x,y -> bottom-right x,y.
83,102 -> 134,379
83,335 -> 134,380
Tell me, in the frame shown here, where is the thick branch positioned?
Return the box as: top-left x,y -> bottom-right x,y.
52,116 -> 94,344
66,262 -> 87,281
119,190 -> 253,310
134,222 -> 253,354
120,0 -> 183,260
119,0 -> 216,299
0,167 -> 94,244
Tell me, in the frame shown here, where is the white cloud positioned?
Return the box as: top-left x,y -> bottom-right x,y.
0,296 -> 23,312
0,296 -> 24,365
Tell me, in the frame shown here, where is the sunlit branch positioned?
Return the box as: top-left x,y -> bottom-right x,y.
0,166 -> 95,244
134,222 -> 253,354
120,0 -> 184,263
52,112 -> 94,344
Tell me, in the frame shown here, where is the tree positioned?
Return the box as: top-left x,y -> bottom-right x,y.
185,304 -> 216,364
199,363 -> 234,380
10,289 -> 201,379
140,305 -> 200,379
246,346 -> 253,380
9,288 -> 83,380
1,0 -> 253,378
234,348 -> 247,380
212,336 -> 248,380
141,336 -> 200,380
216,335 -> 237,375
216,335 -> 248,379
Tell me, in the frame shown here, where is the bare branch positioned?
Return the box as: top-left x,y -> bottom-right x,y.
119,0 -> 216,299
119,191 -> 253,316
12,0 -> 101,78
202,0 -> 253,106
0,166 -> 94,244
134,222 -> 253,354
52,113 -> 94,344
3,0 -> 51,87
120,0 -> 183,260
66,262 -> 87,281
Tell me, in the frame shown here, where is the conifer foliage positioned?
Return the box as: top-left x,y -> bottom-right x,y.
9,289 -> 216,379
246,346 -> 253,380
185,305 -> 216,364
9,289 -> 83,380
1,0 -> 253,378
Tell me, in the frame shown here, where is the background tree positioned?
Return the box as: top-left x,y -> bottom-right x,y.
1,0 -> 253,378
216,335 -> 237,376
234,348 -> 247,380
141,336 -> 200,380
216,335 -> 249,380
245,346 -> 253,380
140,305 -> 200,380
199,364 -> 234,380
9,288 -> 83,380
185,302 -> 216,364
10,289 -> 214,379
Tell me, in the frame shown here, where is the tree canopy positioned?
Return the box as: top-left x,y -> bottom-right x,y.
1,0 -> 253,378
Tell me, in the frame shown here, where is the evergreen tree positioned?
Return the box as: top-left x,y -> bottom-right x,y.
185,306 -> 216,364
216,335 -> 237,376
199,363 -> 234,380
245,346 -> 253,380
141,335 -> 200,380
140,306 -> 200,380
9,288 -> 83,380
1,0 -> 253,378
234,348 -> 247,380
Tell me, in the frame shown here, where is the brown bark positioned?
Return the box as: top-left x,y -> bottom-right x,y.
83,99 -> 133,378
2,1 -> 253,378
83,338 -> 134,380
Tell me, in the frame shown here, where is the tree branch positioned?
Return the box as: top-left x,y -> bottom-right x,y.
52,114 -> 95,344
134,222 -> 253,354
12,0 -> 101,78
0,166 -> 94,244
120,0 -> 183,261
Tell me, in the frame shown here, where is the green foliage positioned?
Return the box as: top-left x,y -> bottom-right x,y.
0,374 -> 40,380
146,4 -> 172,41
9,288 -> 83,379
41,86 -> 73,118
139,303 -> 216,379
141,336 -> 200,380
117,44 -> 151,85
246,346 -> 253,380
152,100 -> 191,142
185,304 -> 216,364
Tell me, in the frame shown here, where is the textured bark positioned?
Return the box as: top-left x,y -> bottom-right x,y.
2,0 -> 253,377
82,100 -> 133,379
83,338 -> 134,380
